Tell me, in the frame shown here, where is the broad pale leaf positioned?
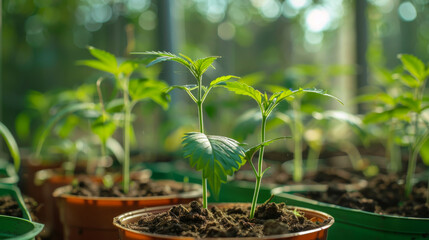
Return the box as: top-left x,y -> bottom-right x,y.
76,60 -> 118,75
223,82 -> 262,105
298,89 -> 344,105
91,115 -> 117,143
394,73 -> 420,88
210,75 -> 240,86
0,122 -> 21,171
106,138 -> 124,163
182,132 -> 245,197
398,54 -> 426,81
88,46 -> 118,69
129,79 -> 170,110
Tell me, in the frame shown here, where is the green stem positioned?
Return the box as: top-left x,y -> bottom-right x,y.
387,123 -> 401,173
123,82 -> 131,194
197,75 -> 208,208
250,115 -> 267,219
306,146 -> 321,173
96,141 -> 107,176
405,147 -> 418,197
292,100 -> 303,182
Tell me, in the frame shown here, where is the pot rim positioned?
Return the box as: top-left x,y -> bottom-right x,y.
271,185 -> 429,221
113,202 -> 335,240
52,180 -> 203,201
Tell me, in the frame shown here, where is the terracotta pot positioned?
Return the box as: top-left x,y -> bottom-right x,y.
54,180 -> 202,240
113,203 -> 335,240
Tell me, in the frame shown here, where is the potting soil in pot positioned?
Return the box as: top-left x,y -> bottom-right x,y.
0,196 -> 38,219
304,174 -> 429,218
121,201 -> 331,238
70,177 -> 188,197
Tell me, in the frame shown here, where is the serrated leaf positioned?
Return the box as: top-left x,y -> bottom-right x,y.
223,82 -> 262,105
397,95 -> 420,112
129,79 -> 170,110
193,56 -> 220,76
134,51 -> 192,70
398,54 -> 426,81
0,122 -> 21,171
363,111 -> 391,124
298,89 -> 344,105
91,115 -> 117,143
182,132 -> 245,197
119,61 -> 139,76
165,84 -> 198,93
210,75 -> 240,86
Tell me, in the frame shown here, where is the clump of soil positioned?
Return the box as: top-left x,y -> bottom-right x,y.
304,174 -> 429,218
69,177 -> 187,197
0,195 -> 39,219
122,201 -> 331,238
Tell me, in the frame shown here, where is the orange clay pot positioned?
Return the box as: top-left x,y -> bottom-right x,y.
113,203 -> 335,240
53,180 -> 202,240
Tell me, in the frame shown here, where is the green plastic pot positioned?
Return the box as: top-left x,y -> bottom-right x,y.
0,159 -> 19,185
0,184 -> 44,240
271,185 -> 429,240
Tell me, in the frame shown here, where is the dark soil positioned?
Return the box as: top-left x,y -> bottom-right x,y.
69,177 -> 187,197
235,166 -> 363,186
0,195 -> 39,219
123,201 -> 331,238
303,174 -> 429,218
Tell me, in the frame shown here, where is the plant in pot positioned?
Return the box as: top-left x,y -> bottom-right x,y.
272,54 -> 429,239
113,52 -> 335,240
48,47 -> 202,240
0,121 -> 44,239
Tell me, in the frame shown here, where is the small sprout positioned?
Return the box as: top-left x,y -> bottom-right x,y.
102,174 -> 114,189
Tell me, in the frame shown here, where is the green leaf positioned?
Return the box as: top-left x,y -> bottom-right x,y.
398,54 -> 426,81
222,82 -> 262,105
182,132 -> 246,197
298,89 -> 344,105
312,110 -> 366,139
0,122 -> 21,171
118,61 -> 139,76
106,138 -> 125,164
243,137 -> 289,162
165,84 -> 198,103
129,79 -> 170,110
193,56 -> 220,76
363,111 -> 391,124
397,95 -> 420,112
232,109 -> 262,141
35,103 -> 96,157
88,46 -> 118,68
394,73 -> 420,88
134,51 -> 191,70
76,60 -> 118,74
210,75 -> 240,86
91,115 -> 117,143
420,138 -> 429,166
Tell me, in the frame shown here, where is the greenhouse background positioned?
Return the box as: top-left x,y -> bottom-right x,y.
1,0 -> 429,159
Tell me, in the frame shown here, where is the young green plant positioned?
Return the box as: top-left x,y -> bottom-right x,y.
139,51 -> 246,208
78,47 -> 169,193
221,82 -> 342,218
394,54 -> 429,199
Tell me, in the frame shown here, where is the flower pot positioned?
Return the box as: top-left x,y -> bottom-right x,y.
113,203 -> 334,240
0,159 -> 19,185
271,185 -> 429,239
53,180 -> 202,240
0,184 -> 44,239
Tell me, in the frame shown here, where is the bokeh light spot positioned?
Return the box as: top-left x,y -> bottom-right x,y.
398,1 -> 417,22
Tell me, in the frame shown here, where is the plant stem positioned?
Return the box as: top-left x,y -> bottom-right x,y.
405,147 -> 418,197
197,75 -> 208,208
123,81 -> 131,194
306,146 -> 321,173
292,100 -> 303,182
249,115 -> 267,219
387,122 -> 401,173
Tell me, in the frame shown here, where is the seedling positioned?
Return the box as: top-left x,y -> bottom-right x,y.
139,51 -> 246,208
221,81 -> 342,218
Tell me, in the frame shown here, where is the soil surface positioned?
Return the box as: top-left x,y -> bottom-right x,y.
304,174 -> 429,218
0,195 -> 38,219
123,201 -> 331,238
69,177 -> 187,197
235,166 -> 363,186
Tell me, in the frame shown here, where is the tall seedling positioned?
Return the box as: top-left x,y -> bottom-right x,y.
0,122 -> 20,171
221,82 -> 342,218
139,52 -> 246,208
78,47 -> 169,193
